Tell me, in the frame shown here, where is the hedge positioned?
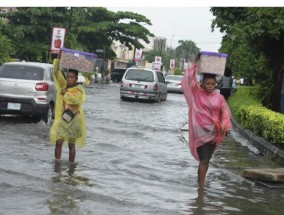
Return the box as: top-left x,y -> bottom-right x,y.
235,105 -> 284,146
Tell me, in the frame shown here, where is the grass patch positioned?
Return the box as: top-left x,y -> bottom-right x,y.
228,86 -> 262,118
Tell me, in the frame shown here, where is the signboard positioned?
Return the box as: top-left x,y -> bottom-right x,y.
152,62 -> 161,71
155,56 -> 162,63
134,48 -> 143,62
170,59 -> 175,69
50,27 -> 66,54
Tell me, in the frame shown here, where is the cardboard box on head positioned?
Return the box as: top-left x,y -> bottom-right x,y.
197,51 -> 228,76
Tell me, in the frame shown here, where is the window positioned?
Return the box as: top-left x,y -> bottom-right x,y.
166,75 -> 182,81
49,69 -> 54,82
157,72 -> 165,83
0,65 -> 44,80
125,69 -> 154,82
0,9 -> 8,14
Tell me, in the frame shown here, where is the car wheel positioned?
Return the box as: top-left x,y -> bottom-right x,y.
163,93 -> 167,101
155,93 -> 161,103
32,116 -> 42,123
43,104 -> 54,126
120,96 -> 126,101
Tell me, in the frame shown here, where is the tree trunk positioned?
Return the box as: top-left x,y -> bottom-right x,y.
263,40 -> 284,112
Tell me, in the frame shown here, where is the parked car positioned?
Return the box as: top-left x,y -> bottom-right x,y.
77,73 -> 86,85
0,61 -> 56,125
120,68 -> 167,102
111,68 -> 127,83
165,75 -> 183,93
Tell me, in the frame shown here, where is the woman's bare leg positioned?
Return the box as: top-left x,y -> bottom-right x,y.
55,139 -> 64,160
198,159 -> 209,188
68,143 -> 76,162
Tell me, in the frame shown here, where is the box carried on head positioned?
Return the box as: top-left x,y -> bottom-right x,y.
197,51 -> 228,76
60,48 -> 97,73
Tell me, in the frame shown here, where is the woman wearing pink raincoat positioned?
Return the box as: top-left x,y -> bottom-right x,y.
181,61 -> 232,188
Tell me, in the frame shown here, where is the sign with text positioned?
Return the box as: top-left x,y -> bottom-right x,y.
134,48 -> 143,62
50,27 -> 66,54
155,56 -> 162,63
152,62 -> 161,71
170,59 -> 175,69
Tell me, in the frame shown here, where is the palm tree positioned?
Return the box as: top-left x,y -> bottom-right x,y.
175,40 -> 200,68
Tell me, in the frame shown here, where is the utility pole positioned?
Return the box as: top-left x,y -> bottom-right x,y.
170,34 -> 174,50
170,34 -> 175,74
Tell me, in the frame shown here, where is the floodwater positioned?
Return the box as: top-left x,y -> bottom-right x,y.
0,84 -> 283,215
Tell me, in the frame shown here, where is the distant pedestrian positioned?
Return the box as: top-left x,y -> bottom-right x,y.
50,58 -> 86,162
231,76 -> 237,96
218,67 -> 233,101
181,55 -> 232,188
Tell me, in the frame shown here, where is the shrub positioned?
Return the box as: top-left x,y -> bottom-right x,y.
229,87 -> 284,146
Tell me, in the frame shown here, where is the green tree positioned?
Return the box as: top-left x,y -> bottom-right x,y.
175,40 -> 200,69
0,34 -> 13,64
0,20 -> 13,64
0,7 -> 154,62
211,7 -> 284,111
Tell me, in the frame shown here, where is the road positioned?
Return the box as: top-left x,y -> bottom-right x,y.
0,83 -> 283,215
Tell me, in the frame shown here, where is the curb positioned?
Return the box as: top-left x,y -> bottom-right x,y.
231,118 -> 284,165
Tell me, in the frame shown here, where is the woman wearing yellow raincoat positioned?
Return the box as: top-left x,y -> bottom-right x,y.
50,59 -> 86,162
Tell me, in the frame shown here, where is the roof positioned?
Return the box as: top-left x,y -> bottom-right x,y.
3,61 -> 53,68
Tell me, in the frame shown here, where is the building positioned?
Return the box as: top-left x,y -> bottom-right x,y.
110,36 -> 155,71
0,7 -> 17,13
153,37 -> 167,53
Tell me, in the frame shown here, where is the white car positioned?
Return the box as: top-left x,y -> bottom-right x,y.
165,75 -> 183,93
120,68 -> 167,102
77,73 -> 85,85
0,61 -> 56,124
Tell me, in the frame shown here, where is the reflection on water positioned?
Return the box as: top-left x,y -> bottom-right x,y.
52,160 -> 92,186
1,85 -> 284,214
187,187 -> 223,215
47,161 -> 93,214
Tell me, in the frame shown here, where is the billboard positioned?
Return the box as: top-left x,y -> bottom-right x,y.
50,27 -> 66,54
170,59 -> 175,69
134,48 -> 143,62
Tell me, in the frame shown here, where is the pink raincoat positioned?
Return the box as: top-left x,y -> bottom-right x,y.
181,64 -> 232,161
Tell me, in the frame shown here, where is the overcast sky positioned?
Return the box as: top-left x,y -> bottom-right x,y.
108,7 -> 223,52
3,1 -> 284,53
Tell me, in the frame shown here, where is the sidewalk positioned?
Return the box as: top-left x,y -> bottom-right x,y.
180,122 -> 284,188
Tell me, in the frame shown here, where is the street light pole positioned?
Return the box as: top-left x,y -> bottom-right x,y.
170,34 -> 174,74
170,34 -> 174,50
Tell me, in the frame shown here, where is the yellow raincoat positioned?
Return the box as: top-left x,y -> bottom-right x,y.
50,59 -> 86,147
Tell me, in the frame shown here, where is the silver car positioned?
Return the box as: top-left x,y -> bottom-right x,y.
120,68 -> 167,102
0,61 -> 56,125
165,75 -> 183,93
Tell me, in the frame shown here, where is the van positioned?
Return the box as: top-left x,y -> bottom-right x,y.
111,68 -> 126,83
120,68 -> 167,102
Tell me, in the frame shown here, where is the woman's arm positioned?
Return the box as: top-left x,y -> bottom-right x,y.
53,59 -> 67,89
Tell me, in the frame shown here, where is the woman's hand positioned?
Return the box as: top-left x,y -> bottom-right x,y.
193,53 -> 200,64
61,89 -> 67,95
53,59 -> 60,74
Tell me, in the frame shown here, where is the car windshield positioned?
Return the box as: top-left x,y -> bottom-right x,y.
125,69 -> 154,82
112,69 -> 126,74
0,65 -> 44,80
165,75 -> 182,81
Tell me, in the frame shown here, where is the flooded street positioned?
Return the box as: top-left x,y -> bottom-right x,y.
0,84 -> 284,215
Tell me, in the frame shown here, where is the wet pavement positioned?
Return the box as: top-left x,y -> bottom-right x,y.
0,83 -> 284,215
